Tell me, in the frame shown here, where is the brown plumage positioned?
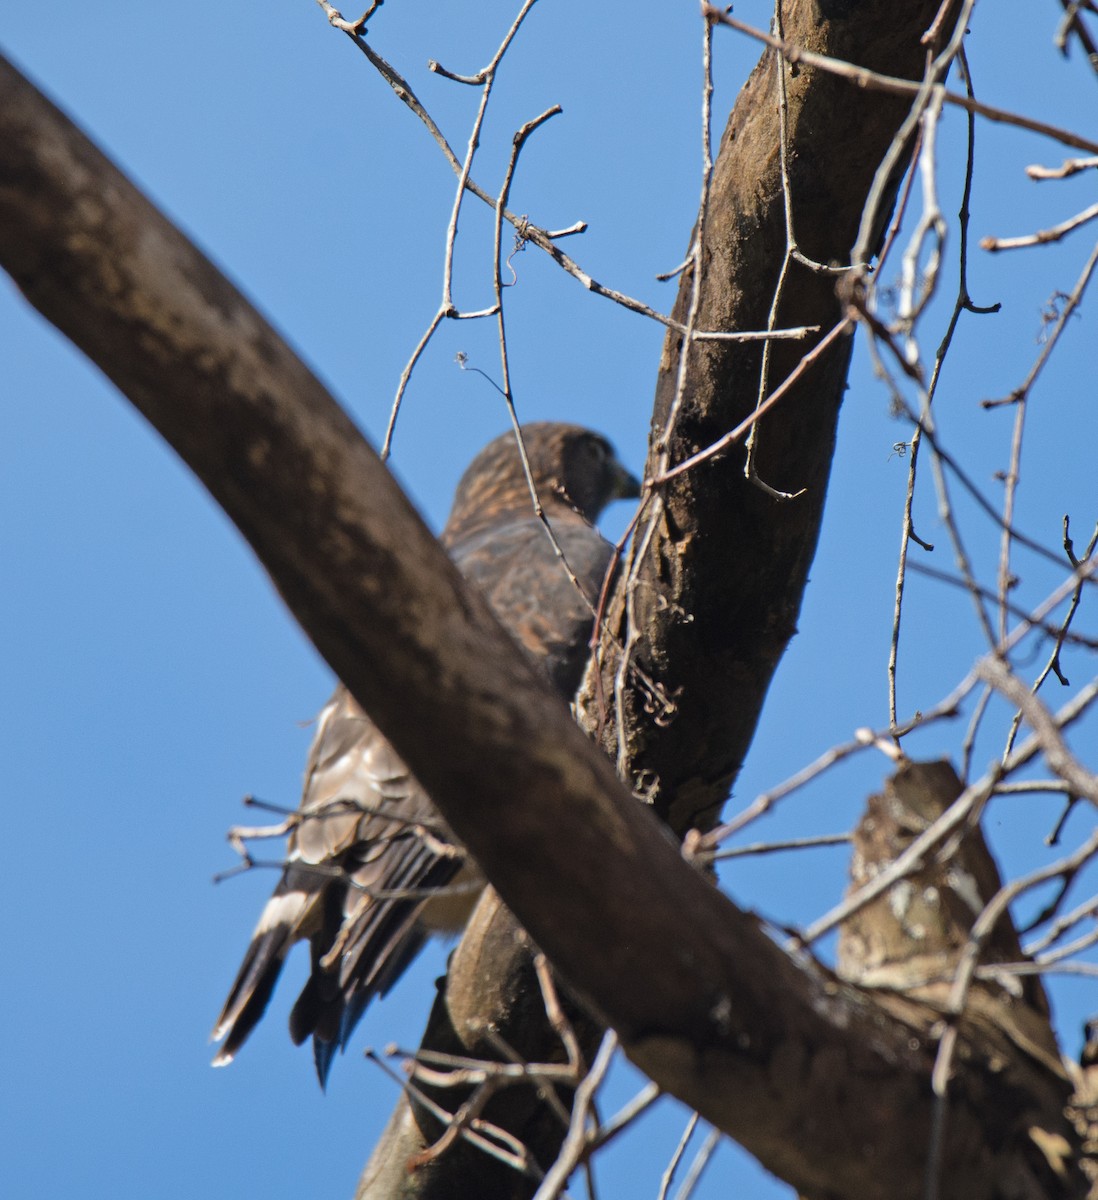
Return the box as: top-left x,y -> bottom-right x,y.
211,423 -> 639,1084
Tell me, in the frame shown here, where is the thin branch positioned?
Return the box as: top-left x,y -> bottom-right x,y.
657,1112 -> 700,1200
652,318 -> 854,485
1055,0 -> 1098,78
742,0 -> 831,500
673,1127 -> 721,1200
904,558 -> 1098,648
1026,154 -> 1098,179
1025,893 -> 1098,955
705,832 -> 852,863
705,5 -> 1098,154
532,1032 -> 618,1200
981,238 -> 1098,408
976,657 -> 1098,805
888,47 -> 994,731
980,201 -> 1098,251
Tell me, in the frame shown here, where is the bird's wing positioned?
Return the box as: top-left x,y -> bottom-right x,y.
451,516 -> 614,695
211,686 -> 470,1081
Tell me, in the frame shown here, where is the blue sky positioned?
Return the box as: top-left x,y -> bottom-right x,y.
2,4 -> 1096,1198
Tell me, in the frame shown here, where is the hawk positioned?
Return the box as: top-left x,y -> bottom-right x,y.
211,422 -> 639,1083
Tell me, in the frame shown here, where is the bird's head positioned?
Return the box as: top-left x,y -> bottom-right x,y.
446,422 -> 640,540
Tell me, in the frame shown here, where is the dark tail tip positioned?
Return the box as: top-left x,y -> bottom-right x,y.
313,1036 -> 338,1090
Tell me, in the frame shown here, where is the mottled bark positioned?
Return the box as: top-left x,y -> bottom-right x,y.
577,1 -> 946,834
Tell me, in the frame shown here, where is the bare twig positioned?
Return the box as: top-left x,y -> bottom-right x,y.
652,318 -> 853,485
976,657 -> 1098,805
1026,154 -> 1098,179
705,5 -> 1098,154
657,1112 -> 700,1200
981,201 -> 1098,251
703,832 -> 851,863
887,47 -> 997,731
532,1031 -> 618,1200
982,239 -> 1098,408
1055,0 -> 1098,77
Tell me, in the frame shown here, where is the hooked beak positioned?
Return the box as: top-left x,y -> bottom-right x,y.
610,459 -> 642,501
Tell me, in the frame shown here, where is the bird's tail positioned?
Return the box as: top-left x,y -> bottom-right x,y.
210,873 -> 319,1066
286,873 -> 434,1087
